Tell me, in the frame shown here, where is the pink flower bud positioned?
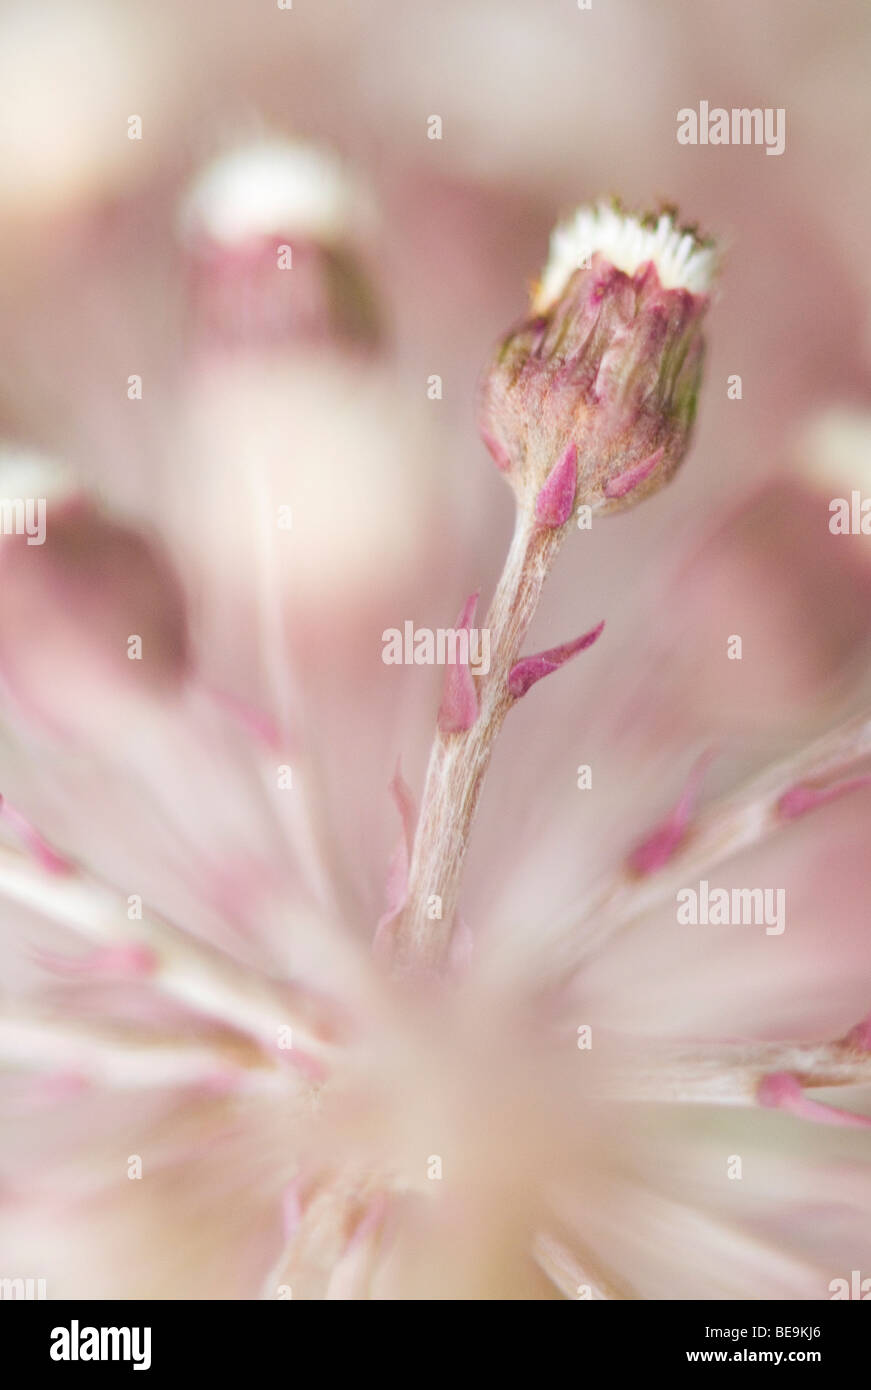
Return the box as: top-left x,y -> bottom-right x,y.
479,202 -> 715,516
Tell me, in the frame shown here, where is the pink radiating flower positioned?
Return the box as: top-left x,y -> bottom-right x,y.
2,156 -> 871,1309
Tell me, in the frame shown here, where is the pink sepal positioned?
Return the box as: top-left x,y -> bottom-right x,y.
437,591 -> 480,733
627,751 -> 713,876
758,1071 -> 871,1129
0,797 -> 73,875
535,443 -> 577,528
777,775 -> 871,821
604,447 -> 664,500
508,620 -> 604,699
843,1014 -> 871,1051
372,762 -> 418,959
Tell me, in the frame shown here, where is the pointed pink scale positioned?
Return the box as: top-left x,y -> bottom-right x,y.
535,443 -> 577,528
603,447 -> 664,500
777,774 -> 871,821
372,760 -> 419,957
95,945 -> 158,976
481,429 -> 512,473
381,760 -> 418,919
508,620 -> 604,699
843,1014 -> 871,1051
758,1072 -> 871,1129
281,1178 -> 304,1242
627,750 -> 714,877
437,591 -> 480,733
388,760 -> 417,862
0,797 -> 73,875
35,945 -> 157,978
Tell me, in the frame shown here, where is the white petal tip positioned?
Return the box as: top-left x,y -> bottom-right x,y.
534,202 -> 717,310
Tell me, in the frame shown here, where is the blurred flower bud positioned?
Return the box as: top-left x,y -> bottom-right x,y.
479,202 -> 716,516
0,448 -> 188,740
179,138 -> 380,352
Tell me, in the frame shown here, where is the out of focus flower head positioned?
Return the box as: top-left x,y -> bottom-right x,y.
179,137 -> 381,351
0,446 -> 188,744
170,135 -> 439,658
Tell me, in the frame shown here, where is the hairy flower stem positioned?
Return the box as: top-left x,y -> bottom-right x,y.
391,511 -> 566,973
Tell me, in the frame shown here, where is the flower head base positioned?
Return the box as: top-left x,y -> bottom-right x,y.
479,202 -> 716,518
